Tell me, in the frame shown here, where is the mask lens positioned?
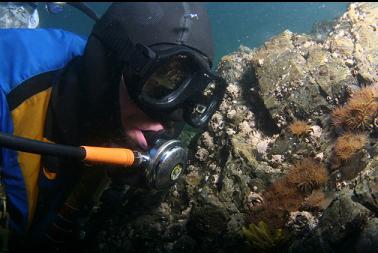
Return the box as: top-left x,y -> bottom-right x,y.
142,55 -> 193,100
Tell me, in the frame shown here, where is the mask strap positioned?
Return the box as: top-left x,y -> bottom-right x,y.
177,2 -> 198,44
92,18 -> 135,63
92,17 -> 156,72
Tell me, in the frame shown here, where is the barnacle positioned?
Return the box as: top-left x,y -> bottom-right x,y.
246,192 -> 264,209
286,158 -> 328,194
200,131 -> 214,149
288,120 -> 312,137
334,132 -> 367,160
241,221 -> 289,253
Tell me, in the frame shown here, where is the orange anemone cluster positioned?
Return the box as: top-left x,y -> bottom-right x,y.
331,85 -> 378,131
250,158 -> 328,229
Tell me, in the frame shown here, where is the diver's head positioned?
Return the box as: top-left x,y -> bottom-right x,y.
91,2 -> 226,129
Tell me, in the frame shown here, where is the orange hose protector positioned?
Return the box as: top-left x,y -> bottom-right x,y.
81,146 -> 135,166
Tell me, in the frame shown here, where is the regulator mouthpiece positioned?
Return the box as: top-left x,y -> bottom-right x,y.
136,139 -> 187,189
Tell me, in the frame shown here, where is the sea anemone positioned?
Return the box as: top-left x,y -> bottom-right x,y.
248,180 -> 302,230
331,85 -> 378,131
288,120 -> 312,137
331,106 -> 349,127
350,84 -> 378,102
264,180 -> 302,212
344,102 -> 377,131
247,159 -> 329,232
286,158 -> 328,194
302,190 -> 332,211
334,132 -> 367,160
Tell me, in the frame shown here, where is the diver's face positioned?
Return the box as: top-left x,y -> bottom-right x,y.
119,78 -> 164,150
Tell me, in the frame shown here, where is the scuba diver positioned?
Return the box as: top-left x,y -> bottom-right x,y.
0,2 -> 225,252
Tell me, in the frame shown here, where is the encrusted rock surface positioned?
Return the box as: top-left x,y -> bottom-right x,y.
88,3 -> 378,253
290,158 -> 378,253
250,30 -> 355,130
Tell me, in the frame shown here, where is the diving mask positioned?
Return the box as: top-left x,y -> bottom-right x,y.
123,44 -> 226,128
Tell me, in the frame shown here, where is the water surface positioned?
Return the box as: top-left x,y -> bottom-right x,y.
37,2 -> 350,66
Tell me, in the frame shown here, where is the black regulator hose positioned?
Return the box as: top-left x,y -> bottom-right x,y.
0,132 -> 85,159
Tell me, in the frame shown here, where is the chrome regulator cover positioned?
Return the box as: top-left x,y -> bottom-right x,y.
141,139 -> 187,189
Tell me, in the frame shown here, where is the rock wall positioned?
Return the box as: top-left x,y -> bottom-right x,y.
89,3 -> 378,253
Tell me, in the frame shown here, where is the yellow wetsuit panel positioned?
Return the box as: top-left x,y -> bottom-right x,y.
11,87 -> 52,228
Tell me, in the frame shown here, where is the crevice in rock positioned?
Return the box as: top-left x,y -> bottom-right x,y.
330,222 -> 364,253
303,51 -> 310,62
356,72 -> 371,86
352,190 -> 378,218
241,65 -> 280,136
317,84 -> 331,101
216,142 -> 230,192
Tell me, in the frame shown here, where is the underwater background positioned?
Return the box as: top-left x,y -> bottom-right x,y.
30,3 -> 378,253
37,2 -> 349,66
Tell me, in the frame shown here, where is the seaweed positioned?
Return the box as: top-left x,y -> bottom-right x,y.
241,221 -> 290,253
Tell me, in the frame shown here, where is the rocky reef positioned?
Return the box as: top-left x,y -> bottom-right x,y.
88,3 -> 378,253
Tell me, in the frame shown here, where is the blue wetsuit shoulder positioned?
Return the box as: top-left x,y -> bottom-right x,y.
0,28 -> 86,94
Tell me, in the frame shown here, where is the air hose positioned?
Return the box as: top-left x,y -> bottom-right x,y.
0,132 -> 135,166
0,131 -> 187,189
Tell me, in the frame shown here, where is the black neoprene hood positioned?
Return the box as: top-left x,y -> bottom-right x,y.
92,2 -> 215,67
88,2 -> 224,128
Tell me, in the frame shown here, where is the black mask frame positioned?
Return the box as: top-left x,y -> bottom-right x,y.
123,44 -> 226,128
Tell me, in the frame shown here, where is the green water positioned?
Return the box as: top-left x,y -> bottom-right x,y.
37,2 -> 349,67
